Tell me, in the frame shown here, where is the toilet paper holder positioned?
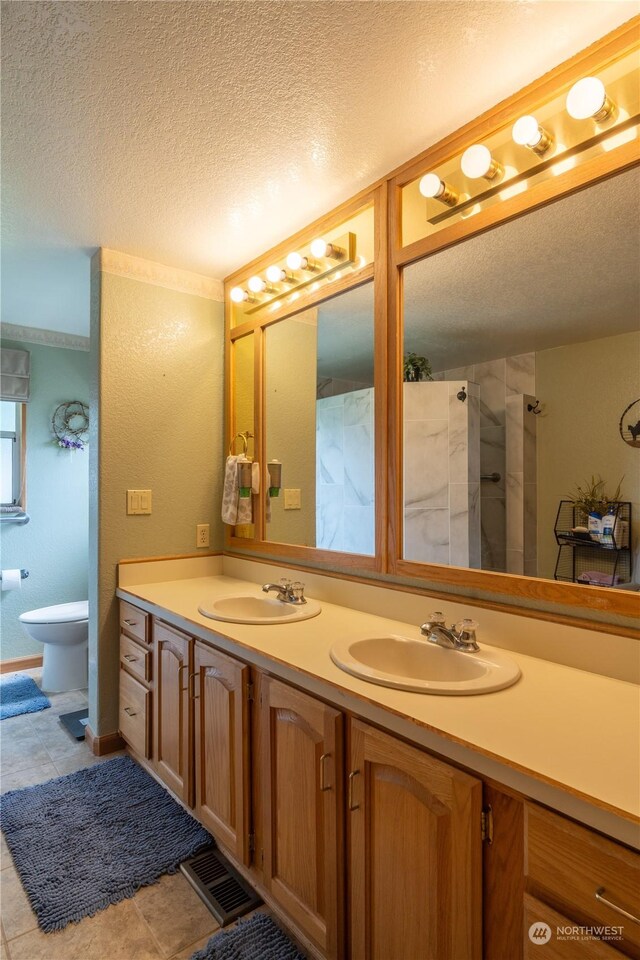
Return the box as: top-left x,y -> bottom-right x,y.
0,569 -> 29,581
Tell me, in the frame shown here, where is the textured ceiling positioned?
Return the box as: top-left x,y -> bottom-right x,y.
1,0 -> 637,334
315,167 -> 640,382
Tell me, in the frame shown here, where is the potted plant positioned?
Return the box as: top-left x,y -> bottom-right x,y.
403,353 -> 433,383
567,475 -> 623,540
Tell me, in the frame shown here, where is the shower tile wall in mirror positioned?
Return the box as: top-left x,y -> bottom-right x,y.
402,166 -> 640,585
264,281 -> 375,554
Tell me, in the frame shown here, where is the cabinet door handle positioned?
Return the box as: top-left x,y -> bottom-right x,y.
189,672 -> 200,699
319,752 -> 331,791
123,619 -> 137,626
595,887 -> 640,925
123,654 -> 137,662
348,769 -> 360,811
123,706 -> 136,717
178,663 -> 189,692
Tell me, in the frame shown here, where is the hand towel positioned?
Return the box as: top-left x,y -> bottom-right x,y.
221,455 -> 241,525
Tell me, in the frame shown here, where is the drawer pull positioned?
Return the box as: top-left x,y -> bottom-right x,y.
123,706 -> 137,717
123,654 -> 138,662
123,619 -> 137,626
595,887 -> 640,925
319,752 -> 331,792
189,672 -> 200,699
348,769 -> 360,811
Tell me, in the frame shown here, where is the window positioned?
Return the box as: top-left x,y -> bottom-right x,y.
1,401 -> 25,507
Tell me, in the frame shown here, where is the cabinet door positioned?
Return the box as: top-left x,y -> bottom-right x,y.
349,719 -> 482,960
260,676 -> 344,959
154,620 -> 192,805
193,642 -> 251,865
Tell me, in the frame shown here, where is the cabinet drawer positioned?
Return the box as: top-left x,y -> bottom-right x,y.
525,804 -> 640,957
119,601 -> 149,645
119,669 -> 151,759
524,894 -> 624,959
120,633 -> 151,684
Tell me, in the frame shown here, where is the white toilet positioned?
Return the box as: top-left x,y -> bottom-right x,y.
19,601 -> 88,693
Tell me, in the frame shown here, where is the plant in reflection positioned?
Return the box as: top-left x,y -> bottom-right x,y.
403,352 -> 433,382
567,475 -> 624,519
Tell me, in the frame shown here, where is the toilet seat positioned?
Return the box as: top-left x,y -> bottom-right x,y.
19,601 -> 88,625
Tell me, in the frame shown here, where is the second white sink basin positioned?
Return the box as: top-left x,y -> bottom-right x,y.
330,634 -> 521,695
199,594 -> 321,625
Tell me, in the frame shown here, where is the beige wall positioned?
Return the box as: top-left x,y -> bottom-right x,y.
89,253 -> 224,734
536,331 -> 640,581
265,311 -> 317,546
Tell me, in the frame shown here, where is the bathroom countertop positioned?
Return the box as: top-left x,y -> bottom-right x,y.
116,572 -> 640,836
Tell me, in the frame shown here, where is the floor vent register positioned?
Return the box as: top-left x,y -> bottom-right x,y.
180,846 -> 262,926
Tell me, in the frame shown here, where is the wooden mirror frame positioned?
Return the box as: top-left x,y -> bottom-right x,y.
225,17 -> 640,626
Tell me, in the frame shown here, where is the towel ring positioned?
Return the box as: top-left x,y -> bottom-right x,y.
228,431 -> 254,456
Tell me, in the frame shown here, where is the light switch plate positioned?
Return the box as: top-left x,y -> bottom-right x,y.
127,489 -> 152,515
284,488 -> 301,510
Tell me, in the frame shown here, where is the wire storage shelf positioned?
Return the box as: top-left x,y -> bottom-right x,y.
554,501 -> 632,587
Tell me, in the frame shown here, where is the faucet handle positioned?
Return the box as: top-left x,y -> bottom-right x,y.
291,581 -> 306,601
428,611 -> 446,624
455,618 -> 480,649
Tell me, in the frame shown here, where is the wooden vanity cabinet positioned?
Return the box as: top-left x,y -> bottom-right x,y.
256,674 -> 345,960
193,640 -> 252,865
348,719 -> 483,960
153,619 -> 193,805
118,601 -> 152,759
525,803 -> 640,960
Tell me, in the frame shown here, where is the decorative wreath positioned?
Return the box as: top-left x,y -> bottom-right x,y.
52,401 -> 89,450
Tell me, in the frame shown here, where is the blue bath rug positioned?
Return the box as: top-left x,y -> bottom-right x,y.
191,913 -> 305,960
0,755 -> 211,931
0,674 -> 50,720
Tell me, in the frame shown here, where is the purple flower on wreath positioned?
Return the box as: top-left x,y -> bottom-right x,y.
57,438 -> 85,450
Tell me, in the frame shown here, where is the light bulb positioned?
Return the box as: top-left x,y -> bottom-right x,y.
266,265 -> 285,284
247,275 -> 266,294
310,238 -> 328,258
286,252 -> 306,271
230,287 -> 247,303
461,144 -> 503,181
419,172 -> 458,206
310,238 -> 345,260
512,115 -> 553,156
566,77 -> 614,122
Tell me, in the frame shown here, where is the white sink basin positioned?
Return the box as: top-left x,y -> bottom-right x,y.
330,634 -> 521,695
199,594 -> 321,625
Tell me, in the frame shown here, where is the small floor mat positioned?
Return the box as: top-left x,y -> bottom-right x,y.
0,755 -> 212,931
0,674 -> 50,720
191,912 -> 305,960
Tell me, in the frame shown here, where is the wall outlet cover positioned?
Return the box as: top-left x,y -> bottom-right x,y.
196,523 -> 210,548
284,489 -> 301,510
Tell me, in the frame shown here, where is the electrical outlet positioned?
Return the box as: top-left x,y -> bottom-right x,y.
196,523 -> 210,548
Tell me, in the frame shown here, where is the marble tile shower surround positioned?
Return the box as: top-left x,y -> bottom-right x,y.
506,394 -> 538,576
403,381 -> 481,568
317,377 -> 373,399
434,353 -> 536,572
316,388 -> 374,554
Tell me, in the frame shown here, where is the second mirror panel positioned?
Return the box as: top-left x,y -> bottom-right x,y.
402,167 -> 639,585
265,282 -> 375,555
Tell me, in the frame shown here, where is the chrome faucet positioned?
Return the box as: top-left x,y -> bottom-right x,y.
420,612 -> 480,652
262,579 -> 307,605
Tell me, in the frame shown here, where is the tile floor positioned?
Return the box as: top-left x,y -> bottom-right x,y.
0,669 -> 268,960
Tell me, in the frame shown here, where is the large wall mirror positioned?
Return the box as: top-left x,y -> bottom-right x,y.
402,167 -> 640,589
264,281 -> 375,554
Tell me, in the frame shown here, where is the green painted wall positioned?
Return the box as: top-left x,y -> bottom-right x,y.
0,340 -> 89,660
90,263 -> 225,735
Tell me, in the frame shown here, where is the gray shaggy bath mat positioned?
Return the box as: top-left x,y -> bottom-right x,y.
0,755 -> 211,931
191,913 -> 305,959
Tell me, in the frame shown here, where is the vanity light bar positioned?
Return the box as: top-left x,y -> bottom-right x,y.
234,232 -> 358,315
420,70 -> 626,224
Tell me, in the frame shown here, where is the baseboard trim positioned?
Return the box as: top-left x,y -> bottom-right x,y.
0,655 -> 43,674
85,723 -> 125,756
